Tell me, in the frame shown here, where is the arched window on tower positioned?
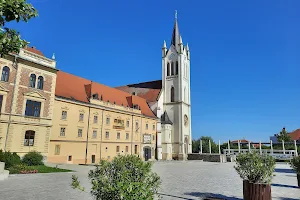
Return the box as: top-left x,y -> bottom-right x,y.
167,63 -> 170,76
37,76 -> 44,90
30,74 -> 36,88
171,62 -> 174,75
171,87 -> 175,102
176,61 -> 179,75
1,66 -> 10,82
184,63 -> 186,78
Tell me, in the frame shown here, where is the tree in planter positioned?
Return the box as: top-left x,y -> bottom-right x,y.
0,0 -> 38,57
290,156 -> 300,187
234,152 -> 275,200
71,155 -> 161,200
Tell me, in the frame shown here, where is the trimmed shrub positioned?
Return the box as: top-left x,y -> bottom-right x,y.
72,155 -> 161,199
234,152 -> 275,184
22,151 -> 44,166
0,150 -> 21,169
290,156 -> 300,174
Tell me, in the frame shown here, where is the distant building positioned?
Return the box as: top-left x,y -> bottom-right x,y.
270,128 -> 300,143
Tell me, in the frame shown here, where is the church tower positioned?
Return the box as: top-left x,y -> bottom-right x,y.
161,12 -> 192,160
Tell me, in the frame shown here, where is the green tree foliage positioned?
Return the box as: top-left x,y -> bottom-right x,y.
234,152 -> 275,184
192,136 -> 219,153
22,151 -> 44,166
0,0 -> 38,56
0,150 -> 21,169
276,127 -> 292,142
290,156 -> 300,174
71,155 -> 161,200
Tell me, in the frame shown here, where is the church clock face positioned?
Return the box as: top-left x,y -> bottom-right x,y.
184,115 -> 188,127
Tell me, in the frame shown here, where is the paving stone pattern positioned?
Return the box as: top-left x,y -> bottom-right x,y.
0,161 -> 299,200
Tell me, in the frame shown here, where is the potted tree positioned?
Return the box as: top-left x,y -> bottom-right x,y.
290,156 -> 300,187
234,152 -> 275,200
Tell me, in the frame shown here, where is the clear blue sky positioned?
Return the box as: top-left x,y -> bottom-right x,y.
12,0 -> 300,142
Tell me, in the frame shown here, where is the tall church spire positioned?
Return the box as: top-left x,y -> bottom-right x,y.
171,10 -> 181,50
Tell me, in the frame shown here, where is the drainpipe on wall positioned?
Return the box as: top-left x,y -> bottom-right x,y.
99,110 -> 104,160
84,106 -> 91,164
4,55 -> 18,151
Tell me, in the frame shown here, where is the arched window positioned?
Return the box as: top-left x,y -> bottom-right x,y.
37,76 -> 44,90
171,87 -> 175,102
176,61 -> 179,75
1,66 -> 10,82
30,74 -> 36,88
167,63 -> 170,76
184,63 -> 186,77
24,130 -> 35,146
171,62 -> 174,75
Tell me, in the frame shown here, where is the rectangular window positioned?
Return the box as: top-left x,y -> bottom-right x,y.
92,130 -> 97,138
94,116 -> 98,123
24,130 -> 35,146
146,124 -> 148,130
134,145 -> 138,154
68,155 -> 72,161
60,127 -> 66,137
153,125 -> 155,131
126,133 -> 129,140
117,132 -> 120,139
106,117 -> 110,125
105,131 -> 109,139
126,120 -> 129,127
55,145 -> 60,155
78,129 -> 82,137
25,100 -> 41,117
125,146 -> 128,153
61,111 -> 67,120
79,113 -> 84,121
135,122 -> 139,132
153,135 -> 155,141
116,146 -> 120,153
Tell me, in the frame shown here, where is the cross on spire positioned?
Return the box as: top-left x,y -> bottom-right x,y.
175,10 -> 178,19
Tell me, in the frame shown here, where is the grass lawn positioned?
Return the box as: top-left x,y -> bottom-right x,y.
9,165 -> 72,174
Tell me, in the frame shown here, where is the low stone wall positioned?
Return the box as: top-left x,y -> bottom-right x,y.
0,162 -> 9,181
188,153 -> 227,163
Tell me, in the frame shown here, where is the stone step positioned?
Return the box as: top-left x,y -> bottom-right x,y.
0,170 -> 9,181
0,162 -> 4,173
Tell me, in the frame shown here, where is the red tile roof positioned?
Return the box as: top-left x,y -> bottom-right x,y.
289,129 -> 300,140
55,71 -> 156,118
231,139 -> 250,143
115,80 -> 162,103
24,46 -> 44,56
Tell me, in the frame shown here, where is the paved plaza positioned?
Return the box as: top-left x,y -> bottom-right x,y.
0,161 -> 299,200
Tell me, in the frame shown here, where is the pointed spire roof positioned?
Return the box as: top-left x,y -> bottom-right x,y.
161,111 -> 173,125
171,10 -> 181,49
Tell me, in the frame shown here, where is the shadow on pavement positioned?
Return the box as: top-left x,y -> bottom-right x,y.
279,198 -> 300,200
184,192 -> 242,200
272,183 -> 299,189
274,168 -> 295,174
158,193 -> 193,200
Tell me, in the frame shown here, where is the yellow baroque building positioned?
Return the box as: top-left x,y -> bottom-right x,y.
0,48 -> 157,164
48,71 -> 158,164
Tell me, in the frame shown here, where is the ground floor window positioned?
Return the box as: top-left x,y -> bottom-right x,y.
134,145 -> 138,154
24,130 -> 35,146
125,146 -> 128,153
55,145 -> 60,155
68,155 -> 72,161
